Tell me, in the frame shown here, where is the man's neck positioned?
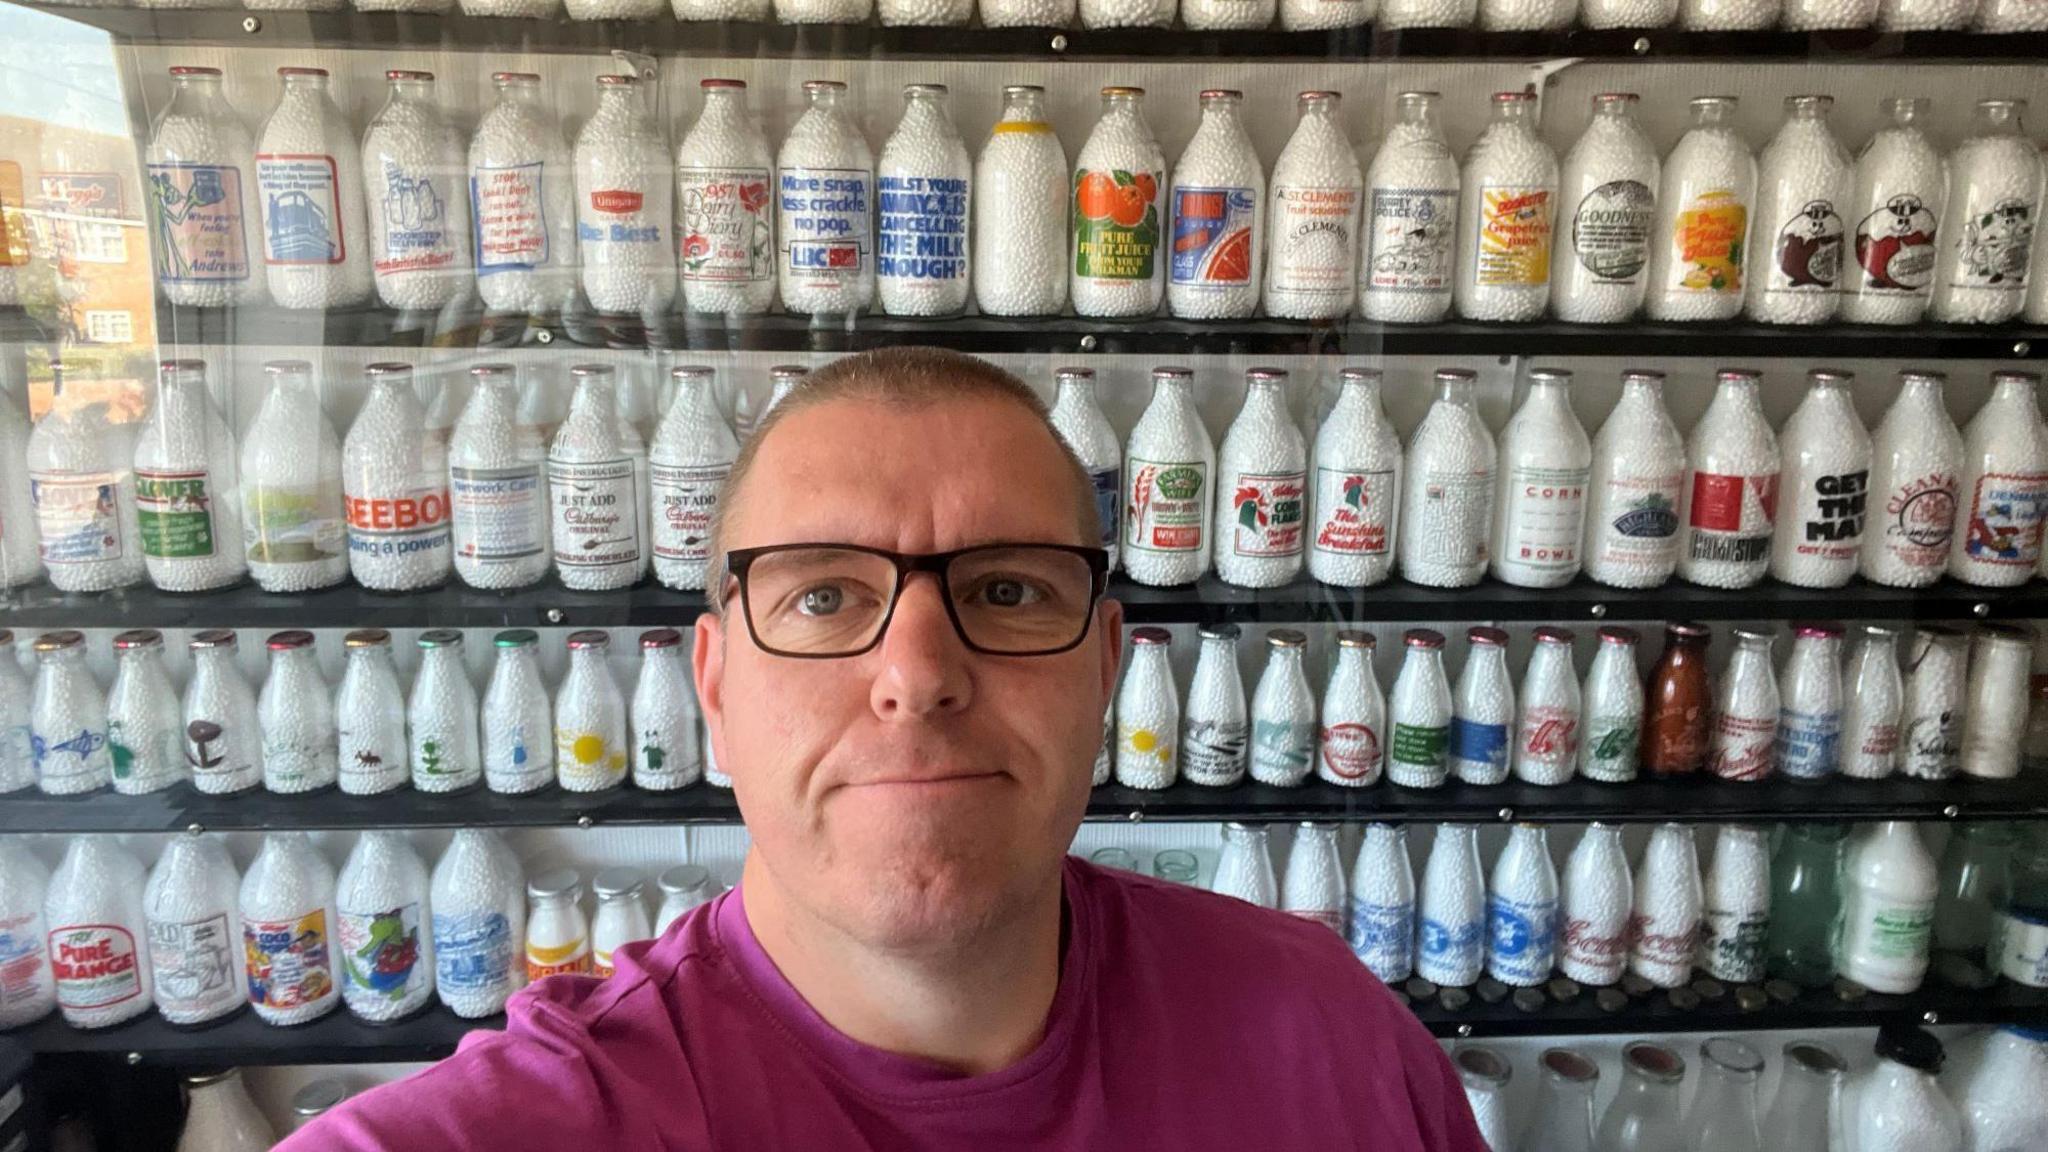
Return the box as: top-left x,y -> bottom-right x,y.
739,856 -> 1066,1077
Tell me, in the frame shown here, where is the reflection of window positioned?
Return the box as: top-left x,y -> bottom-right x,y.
72,221 -> 127,264
83,310 -> 133,343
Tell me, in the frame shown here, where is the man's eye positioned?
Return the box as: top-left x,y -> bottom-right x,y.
967,577 -> 1045,608
799,585 -> 845,616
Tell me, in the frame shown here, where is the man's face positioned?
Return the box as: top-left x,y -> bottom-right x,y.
694,394 -> 1122,953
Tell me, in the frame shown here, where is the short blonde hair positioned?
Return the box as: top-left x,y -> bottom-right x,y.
706,347 -> 1103,614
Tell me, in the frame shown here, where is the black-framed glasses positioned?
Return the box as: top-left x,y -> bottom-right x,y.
722,542 -> 1111,658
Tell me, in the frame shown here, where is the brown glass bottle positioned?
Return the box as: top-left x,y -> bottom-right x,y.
1641,622 -> 1711,775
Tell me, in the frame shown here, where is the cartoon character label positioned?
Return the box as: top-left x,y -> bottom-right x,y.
679,167 -> 773,285
1571,179 -> 1653,283
1953,196 -> 2034,289
1312,466 -> 1393,557
1231,471 -> 1306,557
1667,189 -> 1748,295
1074,168 -> 1162,282
1879,471 -> 1957,568
1854,194 -> 1938,293
147,162 -> 251,284
134,468 -> 218,560
1368,187 -> 1455,292
244,911 -> 333,1010
1963,471 -> 2048,566
1125,458 -> 1207,554
650,462 -> 729,564
1475,185 -> 1552,287
1169,185 -> 1255,288
373,158 -> 456,277
247,483 -> 345,567
1768,199 -> 1845,292
255,154 -> 345,265
146,912 -> 236,1016
32,727 -> 105,784
877,175 -> 968,285
472,162 -> 549,274
450,464 -> 544,569
30,472 -> 121,566
47,925 -> 141,1010
433,910 -> 512,993
338,902 -> 422,1002
1320,722 -> 1382,782
1269,185 -> 1358,293
779,168 -> 870,288
1596,473 -> 1683,567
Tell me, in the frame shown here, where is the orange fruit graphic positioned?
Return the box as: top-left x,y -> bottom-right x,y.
1110,183 -> 1150,228
1077,172 -> 1119,221
1203,227 -> 1252,282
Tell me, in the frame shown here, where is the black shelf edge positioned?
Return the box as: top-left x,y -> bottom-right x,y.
5,772 -> 2041,834
1,572 -> 2043,631
21,5 -> 2048,60
8,305 -> 2043,361
13,972 -> 2046,1065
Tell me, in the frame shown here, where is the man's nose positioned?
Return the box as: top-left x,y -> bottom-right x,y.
869,572 -> 973,720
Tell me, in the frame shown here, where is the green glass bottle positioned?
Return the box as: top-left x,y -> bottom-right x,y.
1933,821 -> 2016,958
1766,823 -> 1847,988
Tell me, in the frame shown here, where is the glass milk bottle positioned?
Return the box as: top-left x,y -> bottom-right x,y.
1116,628 -> 1178,789
1249,629 -> 1316,787
1264,92 -> 1362,320
482,629 -> 553,795
1400,368 -> 1496,589
1683,1038 -> 1766,1152
1417,823 -> 1484,986
240,832 -> 338,1026
1629,822 -> 1703,988
1766,823 -> 1844,986
44,837 -> 152,1029
1595,1043 -> 1687,1152
777,81 -> 873,316
336,629 -> 408,795
183,630 -> 260,795
1642,622 -> 1711,776
256,67 -> 371,309
107,630 -> 183,795
1777,622 -> 1844,781
410,630 -> 481,793
1561,823 -> 1633,985
0,838 -> 54,1027
1699,825 -> 1771,983
0,386 -> 38,591
1579,627 -> 1642,783
1181,623 -> 1248,788
1212,823 -> 1276,908
1349,823 -> 1413,980
1785,0 -> 1873,23
1901,626 -> 1966,781
1947,1026 -> 2048,1149
1492,367 -> 1592,589
1951,371 -> 2048,587
1048,367 -> 1122,571
1515,626 -> 1581,785
343,362 -> 452,592
972,85 -> 1067,318
1072,88 -> 1167,319
146,66 -> 264,307
1308,367 -> 1401,587
1863,371 -> 1963,588
1481,0 -> 1572,27
0,633 -> 27,795
432,830 -> 526,1018
1935,821 -> 2013,959
1930,100 -> 2041,325
1836,821 -> 1938,993
142,834 -> 245,1026
877,85 -> 971,318
1214,368 -> 1306,588
655,865 -> 717,935
1843,1027 -> 1963,1152
132,359 -> 245,594
675,80 -> 775,315
982,0 -> 1071,20
1678,369 -> 1779,590
1961,624 -> 2032,780
1520,1049 -> 1600,1152
1840,97 -> 1943,326
1841,625 -> 1904,779
649,365 -> 738,591
241,359 -> 346,594
1381,0 -> 1475,26
555,630 -> 628,793
1761,1041 -> 1846,1152
550,364 -> 646,591
1167,90 -> 1263,320
449,363 -> 548,591
1645,97 -> 1756,322
1451,626 -> 1515,786
1707,627 -> 1778,782
470,72 -> 576,316
1389,629 -> 1453,788
1486,824 -> 1559,986
1318,630 -> 1385,787
1281,822 -> 1345,931
334,831 -> 433,1023
1458,1049 -> 1515,1151
777,0 -> 869,27
1554,93 -> 1659,325
175,1070 -> 275,1152
1771,369 -> 1870,589
259,630 -> 337,795
591,869 -> 651,978
575,75 -> 673,316
1362,92 -> 1459,325
362,70 -> 471,311
1123,366 -> 1214,588
633,628 -> 700,791
1183,0 -> 1270,30
525,869 -> 591,980
29,393 -> 145,593
1454,92 -> 1557,323
1746,95 -> 1852,326
1583,370 -> 1684,589
1878,0 -> 1977,29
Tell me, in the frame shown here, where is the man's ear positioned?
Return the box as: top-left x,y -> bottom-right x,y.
693,612 -> 728,777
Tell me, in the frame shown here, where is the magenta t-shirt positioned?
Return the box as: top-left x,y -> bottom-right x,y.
284,857 -> 1486,1152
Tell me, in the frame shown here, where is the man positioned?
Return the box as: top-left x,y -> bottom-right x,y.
285,347 -> 1483,1151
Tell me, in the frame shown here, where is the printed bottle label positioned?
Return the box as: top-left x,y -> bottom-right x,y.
1312,467 -> 1393,557
146,912 -> 237,1016
255,154 -> 346,265
147,162 -> 250,283
679,167 -> 773,284
1794,469 -> 1867,560
1667,190 -> 1747,294
472,162 -> 549,274
1902,709 -> 1960,780
1390,722 -> 1448,776
0,160 -> 25,268
877,175 -> 968,283
1230,471 -> 1306,557
1520,707 -> 1579,762
1709,713 -> 1777,781
1449,718 -> 1508,778
578,186 -> 661,248
549,458 -> 640,569
1486,895 -> 1559,983
1688,472 -> 1778,564
134,468 -> 218,559
372,158 -> 456,277
1117,724 -> 1173,774
1702,908 -> 1768,980
1169,185 -> 1256,288
1319,722 -> 1382,782
32,728 -> 105,782
1562,914 -> 1626,971
247,483 -> 344,566
1476,185 -> 1553,287
1419,914 -> 1481,965
1088,466 -> 1120,552
433,910 -> 512,993
244,910 -> 333,1009
0,913 -> 44,1008
346,486 -> 451,558
779,167 -> 871,287
1879,471 -> 1957,569
650,461 -> 729,564
1950,195 -> 2033,290
1581,717 -> 1639,781
1502,465 -> 1589,571
557,726 -> 625,784
1767,199 -> 1845,292
1367,187 -> 1455,292
1269,185 -> 1358,293
1855,721 -> 1901,761
338,901 -> 422,1002
525,938 -> 590,982
1963,471 -> 2048,566
1595,473 -> 1682,566
1416,470 -> 1492,566
450,464 -> 545,568
1859,902 -> 1935,959
31,472 -> 121,566
47,924 -> 140,1010
1571,179 -> 1653,283
1073,168 -> 1161,282
1348,897 -> 1412,978
1181,718 -> 1247,785
1125,458 -> 1207,554
1853,194 -> 1937,294
1251,719 -> 1314,780
1777,707 -> 1842,779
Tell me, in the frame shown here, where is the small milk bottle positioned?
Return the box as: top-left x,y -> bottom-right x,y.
1123,366 -> 1215,588
1746,95 -> 1852,326
1930,99 -> 2042,326
1115,628 -> 1178,790
470,72 -> 576,316
1048,367 -> 1123,571
877,85 -> 972,318
1168,91 -> 1264,320
1214,368 -> 1306,588
0,386 -> 39,591
1349,824 -> 1414,980
1645,96 -> 1756,323
1481,0 -> 1573,28
1961,624 -> 2032,780
1486,824 -> 1559,986
1678,369 -> 1780,590
1249,630 -> 1316,787
1629,822 -> 1703,988
362,70 -> 471,311
1863,371 -> 1962,589
777,81 -> 874,316
1841,625 -> 1904,779
482,630 -> 553,795
132,359 -> 244,593
260,630 -> 338,795
1416,823 -> 1484,986
1707,627 -> 1779,782
655,865 -> 717,935
1582,369 -> 1684,589
650,365 -> 738,591
1878,0 -> 1978,30
449,363 -> 549,592
1835,822 -> 1937,993
1308,367 -> 1401,587
1265,92 -> 1362,321
1579,626 -> 1643,784
525,868 -> 592,981
1451,626 -> 1515,786
1400,369 -> 1496,589
591,869 -> 652,978
973,86 -> 1067,318
240,831 -> 339,1026
1389,629 -> 1453,789
1785,0 -> 1873,23
1777,623 -> 1844,781
1901,626 -> 1966,781
1072,88 -> 1167,319
183,630 -> 261,795
432,830 -> 526,1018
1319,630 -> 1384,787
410,630 -> 481,793
1561,823 -> 1632,985
336,629 -> 408,795
1950,371 -> 2048,588
556,630 -> 628,793
256,67 -> 371,310
1554,92 -> 1658,325
675,80 -> 775,316
334,831 -> 434,1023
1181,623 -> 1248,788
142,834 -> 245,1026
1454,92 -> 1557,324
576,75 -> 675,317
1077,0 -> 1170,28
1363,92 -> 1459,325
107,629 -> 182,795
29,390 -> 145,593
1491,367 -> 1592,589
242,359 -> 347,594
44,837 -> 152,1029
1381,0 -> 1475,26
550,364 -> 646,591
146,65 -> 264,308
1770,369 -> 1871,590
343,362 -> 452,593
0,838 -> 55,1027
1839,97 -> 1944,327
1515,626 -> 1582,786
1213,823 -> 1276,908
633,628 -> 701,792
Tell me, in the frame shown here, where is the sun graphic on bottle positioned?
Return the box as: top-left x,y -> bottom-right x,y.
571,734 -> 608,765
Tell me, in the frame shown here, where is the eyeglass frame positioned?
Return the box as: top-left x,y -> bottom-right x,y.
719,541 -> 1113,659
